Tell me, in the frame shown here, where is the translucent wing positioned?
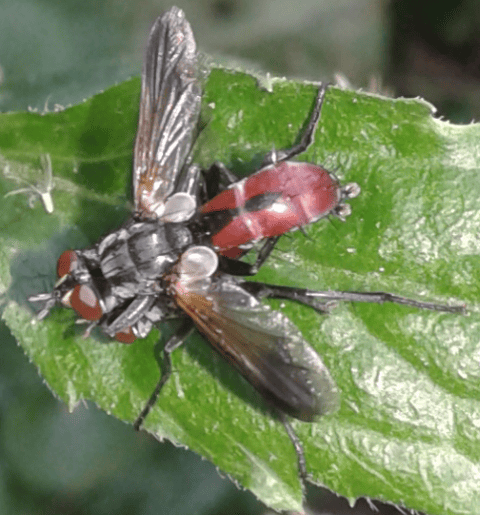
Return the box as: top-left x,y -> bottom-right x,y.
134,7 -> 201,217
171,275 -> 339,421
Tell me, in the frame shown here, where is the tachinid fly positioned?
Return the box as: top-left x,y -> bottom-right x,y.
29,6 -> 466,482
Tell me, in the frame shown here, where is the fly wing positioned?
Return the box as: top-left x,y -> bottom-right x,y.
172,275 -> 339,421
134,7 -> 201,217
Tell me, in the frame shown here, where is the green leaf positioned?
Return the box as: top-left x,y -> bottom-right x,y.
1,68 -> 478,514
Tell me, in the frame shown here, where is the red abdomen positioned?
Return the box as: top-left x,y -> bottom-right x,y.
200,161 -> 340,252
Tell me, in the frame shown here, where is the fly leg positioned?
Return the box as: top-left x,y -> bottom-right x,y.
134,319 -> 195,430
219,235 -> 282,276
239,281 -> 467,315
207,161 -> 239,185
277,412 -> 309,484
201,161 -> 240,200
249,235 -> 282,273
262,84 -> 328,167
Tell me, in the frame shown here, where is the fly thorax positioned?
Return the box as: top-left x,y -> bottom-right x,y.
98,228 -> 140,297
97,221 -> 192,298
127,222 -> 193,278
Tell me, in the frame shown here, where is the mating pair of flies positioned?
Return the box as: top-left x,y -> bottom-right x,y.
29,7 -> 465,481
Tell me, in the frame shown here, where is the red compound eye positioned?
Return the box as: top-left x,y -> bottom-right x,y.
115,327 -> 137,344
70,284 -> 103,321
57,250 -> 78,278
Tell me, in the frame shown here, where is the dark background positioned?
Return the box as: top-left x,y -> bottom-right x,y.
2,0 -> 479,122
1,1 -> 477,514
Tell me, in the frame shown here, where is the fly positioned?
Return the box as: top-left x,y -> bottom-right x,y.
28,6 -> 466,484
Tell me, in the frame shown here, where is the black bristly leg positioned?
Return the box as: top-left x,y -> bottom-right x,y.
277,411 -> 308,484
218,256 -> 254,276
206,85 -> 328,188
219,236 -> 282,277
134,319 -> 195,430
204,85 -> 328,197
251,235 -> 281,273
261,84 -> 328,167
209,161 -> 239,185
202,161 -> 240,200
239,282 -> 467,314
